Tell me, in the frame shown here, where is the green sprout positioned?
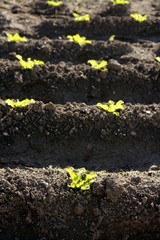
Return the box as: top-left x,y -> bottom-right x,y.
96,100 -> 124,116
65,167 -> 97,191
73,13 -> 90,22
5,99 -> 35,109
47,0 -> 63,7
6,33 -> 27,43
130,13 -> 147,23
87,59 -> 108,72
16,55 -> 44,70
67,34 -> 92,46
108,35 -> 115,42
155,56 -> 160,63
110,0 -> 129,5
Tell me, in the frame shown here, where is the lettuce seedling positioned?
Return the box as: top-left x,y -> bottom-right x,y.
96,100 -> 124,116
73,13 -> 90,22
5,99 -> 35,108
155,56 -> 160,63
87,59 -> 108,72
65,167 -> 97,191
6,33 -> 27,43
16,55 -> 44,70
108,35 -> 115,42
130,13 -> 147,23
47,0 -> 63,7
110,0 -> 129,5
67,34 -> 92,46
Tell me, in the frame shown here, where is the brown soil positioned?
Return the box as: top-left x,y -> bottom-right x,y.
0,0 -> 160,239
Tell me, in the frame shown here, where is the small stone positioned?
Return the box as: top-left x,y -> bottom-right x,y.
130,131 -> 137,136
93,208 -> 101,216
44,102 -> 55,111
73,204 -> 85,216
149,165 -> 160,171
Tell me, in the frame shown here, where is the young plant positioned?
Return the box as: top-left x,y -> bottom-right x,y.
96,100 -> 124,116
87,59 -> 108,72
6,33 -> 27,43
155,56 -> 160,63
67,34 -> 92,46
108,35 -> 115,42
5,99 -> 35,108
65,167 -> 97,191
73,13 -> 90,22
16,55 -> 44,70
130,13 -> 147,23
47,0 -> 63,7
110,0 -> 129,5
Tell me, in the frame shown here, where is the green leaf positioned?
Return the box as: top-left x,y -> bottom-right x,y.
47,0 -> 63,7
110,0 -> 129,5
65,167 -> 97,191
16,55 -> 44,70
80,182 -> 90,190
87,59 -> 108,72
108,35 -> 115,42
7,33 -> 27,43
65,167 -> 77,181
85,173 -> 97,182
115,100 -> 125,110
73,13 -> 90,22
5,99 -> 35,108
96,100 -> 124,116
96,103 -> 109,111
67,34 -> 92,46
130,13 -> 147,23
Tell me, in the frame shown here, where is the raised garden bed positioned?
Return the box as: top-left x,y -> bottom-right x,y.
0,0 -> 160,239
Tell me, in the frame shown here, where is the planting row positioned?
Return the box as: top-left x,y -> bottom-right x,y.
1,167 -> 160,240
0,100 -> 159,170
0,59 -> 159,104
1,0 -> 160,40
0,35 -> 160,104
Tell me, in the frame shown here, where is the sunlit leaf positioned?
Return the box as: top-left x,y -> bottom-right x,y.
7,33 -> 27,43
130,13 -> 147,23
5,99 -> 35,108
16,55 -> 44,70
108,35 -> 115,42
87,59 -> 108,72
67,34 -> 92,46
47,0 -> 63,7
110,0 -> 129,5
65,167 -> 97,191
73,13 -> 90,22
96,100 -> 124,115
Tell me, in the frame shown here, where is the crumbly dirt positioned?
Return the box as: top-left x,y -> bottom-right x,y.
0,0 -> 160,239
1,167 -> 160,240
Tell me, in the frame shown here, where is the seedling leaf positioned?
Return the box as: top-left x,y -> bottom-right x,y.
6,33 -> 27,43
67,34 -> 92,46
65,167 -> 77,181
130,13 -> 147,23
96,100 -> 124,116
65,167 -> 97,191
5,99 -> 35,108
16,55 -> 44,70
110,0 -> 129,5
73,13 -> 90,22
47,0 -> 63,7
87,59 -> 108,72
108,35 -> 115,42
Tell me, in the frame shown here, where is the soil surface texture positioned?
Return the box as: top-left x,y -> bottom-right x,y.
0,0 -> 160,240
